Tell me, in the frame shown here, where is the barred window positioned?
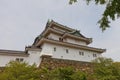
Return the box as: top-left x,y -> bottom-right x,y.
54,47 -> 56,52
79,51 -> 84,56
66,49 -> 69,53
16,58 -> 24,62
93,54 -> 97,57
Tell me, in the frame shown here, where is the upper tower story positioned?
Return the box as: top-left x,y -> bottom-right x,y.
32,20 -> 106,62
0,20 -> 106,67
33,20 -> 92,47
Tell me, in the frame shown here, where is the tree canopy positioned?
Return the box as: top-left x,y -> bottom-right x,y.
0,61 -> 87,80
92,57 -> 120,80
0,58 -> 120,80
0,61 -> 41,80
69,0 -> 120,31
39,67 -> 87,80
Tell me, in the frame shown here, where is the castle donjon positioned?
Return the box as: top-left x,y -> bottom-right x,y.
0,20 -> 106,67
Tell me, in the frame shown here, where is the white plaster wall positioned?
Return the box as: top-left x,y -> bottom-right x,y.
66,38 -> 87,46
47,33 -> 60,41
0,55 -> 26,67
0,51 -> 41,67
40,43 -> 101,62
40,43 -> 53,56
47,33 -> 87,46
25,51 -> 41,67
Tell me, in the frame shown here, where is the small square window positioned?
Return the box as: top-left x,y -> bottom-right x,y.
59,38 -> 63,41
16,58 -> 19,61
16,58 -> 24,62
66,49 -> 69,53
79,51 -> 84,56
54,47 -> 56,52
82,52 -> 84,56
20,58 -> 24,62
79,52 -> 81,55
93,54 -> 97,57
61,56 -> 63,58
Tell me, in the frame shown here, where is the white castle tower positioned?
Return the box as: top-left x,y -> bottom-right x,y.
0,20 -> 106,67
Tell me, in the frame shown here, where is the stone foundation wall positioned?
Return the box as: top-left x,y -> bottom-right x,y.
39,56 -> 93,73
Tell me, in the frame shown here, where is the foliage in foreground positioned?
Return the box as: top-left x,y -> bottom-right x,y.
92,57 -> 120,80
0,61 -> 86,80
0,57 -> 120,80
31,66 -> 87,80
0,61 -> 40,80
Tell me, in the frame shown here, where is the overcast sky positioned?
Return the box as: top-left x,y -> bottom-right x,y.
0,0 -> 120,61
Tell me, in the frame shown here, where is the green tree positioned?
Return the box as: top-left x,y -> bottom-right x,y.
39,67 -> 52,80
39,67 -> 87,80
71,71 -> 87,80
50,67 -> 87,80
92,57 -> 120,80
0,62 -> 87,80
69,0 -> 120,31
51,67 -> 74,80
0,61 -> 40,80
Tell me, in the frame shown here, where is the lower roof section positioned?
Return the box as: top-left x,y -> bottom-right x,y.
0,49 -> 29,57
36,38 -> 106,53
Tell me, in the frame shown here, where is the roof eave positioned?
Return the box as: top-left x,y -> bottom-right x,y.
36,38 -> 106,53
63,33 -> 93,45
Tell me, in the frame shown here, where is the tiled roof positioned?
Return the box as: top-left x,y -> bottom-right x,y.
0,49 -> 29,57
46,20 -> 75,31
68,30 -> 86,38
33,20 -> 90,45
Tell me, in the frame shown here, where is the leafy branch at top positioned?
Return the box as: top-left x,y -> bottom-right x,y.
69,0 -> 120,31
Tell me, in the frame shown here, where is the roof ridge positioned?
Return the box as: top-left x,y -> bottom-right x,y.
49,20 -> 76,31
